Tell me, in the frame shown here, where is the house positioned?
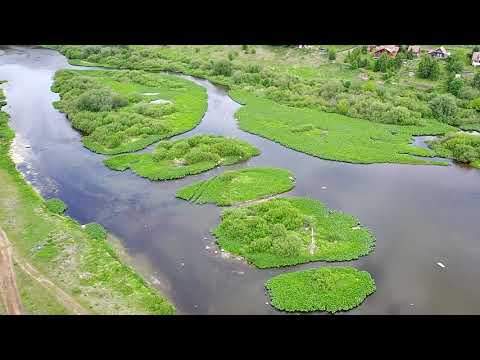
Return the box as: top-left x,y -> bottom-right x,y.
472,52 -> 480,67
373,45 -> 399,59
407,46 -> 421,57
428,47 -> 450,58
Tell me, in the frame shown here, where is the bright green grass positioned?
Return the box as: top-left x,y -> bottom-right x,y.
13,262 -> 72,315
52,69 -> 207,155
45,198 -> 67,214
104,134 -> 260,181
84,223 -> 107,241
176,167 -> 295,206
265,267 -> 376,313
231,89 -> 453,165
0,87 -> 174,315
212,197 -> 375,268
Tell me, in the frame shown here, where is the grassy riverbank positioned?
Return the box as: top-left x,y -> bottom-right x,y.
52,69 -> 207,154
176,167 -> 295,206
265,267 -> 376,313
213,197 -> 375,268
105,134 -> 260,181
0,86 -> 175,314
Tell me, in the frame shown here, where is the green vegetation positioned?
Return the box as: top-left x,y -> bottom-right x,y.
231,90 -> 452,165
48,45 -> 480,164
45,198 -> 68,214
428,132 -> 480,168
0,86 -> 174,314
52,69 -> 207,154
213,197 -> 375,268
265,267 -> 376,313
13,262 -> 72,315
176,167 -> 295,206
104,134 -> 260,181
84,223 -> 107,241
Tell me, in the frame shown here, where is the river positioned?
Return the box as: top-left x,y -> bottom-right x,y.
1,45 -> 480,314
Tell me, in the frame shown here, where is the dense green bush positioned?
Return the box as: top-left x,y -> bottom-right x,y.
447,78 -> 464,97
473,72 -> 480,90
429,94 -> 458,123
429,132 -> 480,166
45,198 -> 67,214
212,60 -> 233,76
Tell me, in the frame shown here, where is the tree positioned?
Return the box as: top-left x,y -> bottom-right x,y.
473,72 -> 480,90
446,52 -> 464,74
429,94 -> 458,122
374,52 -> 389,72
447,78 -> 464,97
417,55 -> 440,80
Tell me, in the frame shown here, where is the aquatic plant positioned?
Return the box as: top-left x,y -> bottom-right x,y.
265,267 -> 376,313
45,198 -> 68,214
176,167 -> 295,206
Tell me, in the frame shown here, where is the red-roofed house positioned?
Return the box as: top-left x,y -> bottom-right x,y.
373,45 -> 400,59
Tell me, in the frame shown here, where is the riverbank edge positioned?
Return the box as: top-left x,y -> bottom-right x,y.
0,84 -> 175,315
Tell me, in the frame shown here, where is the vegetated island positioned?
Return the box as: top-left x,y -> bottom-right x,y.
0,85 -> 174,314
428,131 -> 480,168
51,69 -> 207,154
212,197 -> 375,268
176,167 -> 295,206
104,134 -> 260,181
265,267 -> 376,313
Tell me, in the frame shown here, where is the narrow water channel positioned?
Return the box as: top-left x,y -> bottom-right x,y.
2,45 -> 480,314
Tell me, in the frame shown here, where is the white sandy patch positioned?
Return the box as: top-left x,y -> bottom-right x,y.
150,99 -> 172,105
142,92 -> 160,96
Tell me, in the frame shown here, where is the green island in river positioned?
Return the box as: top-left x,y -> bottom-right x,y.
52,69 -> 207,154
176,167 -> 295,206
0,85 -> 174,315
266,267 -> 376,313
213,197 -> 375,269
104,134 -> 260,180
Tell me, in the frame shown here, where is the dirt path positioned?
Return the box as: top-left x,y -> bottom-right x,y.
0,227 -> 89,315
0,228 -> 23,315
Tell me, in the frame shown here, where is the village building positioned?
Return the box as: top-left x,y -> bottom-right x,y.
472,52 -> 480,67
428,47 -> 450,58
373,45 -> 399,59
407,46 -> 421,57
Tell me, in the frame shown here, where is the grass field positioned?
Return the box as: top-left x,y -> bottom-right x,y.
105,134 -> 260,181
265,267 -> 376,313
0,86 -> 175,315
231,89 -> 453,165
176,167 -> 295,206
52,69 -> 207,155
213,197 -> 375,268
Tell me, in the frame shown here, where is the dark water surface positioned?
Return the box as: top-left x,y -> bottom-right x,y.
1,46 -> 480,314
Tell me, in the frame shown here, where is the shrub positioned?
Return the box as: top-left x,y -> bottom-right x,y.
328,49 -> 336,61
473,72 -> 480,90
75,88 -> 127,112
417,55 -> 440,80
45,198 -> 67,214
447,78 -> 464,97
271,233 -> 302,257
184,149 -> 221,164
84,223 -> 107,241
470,98 -> 480,111
212,60 -> 233,76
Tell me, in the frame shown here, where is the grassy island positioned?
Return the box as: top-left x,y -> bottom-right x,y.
52,69 -> 207,154
104,134 -> 260,181
213,197 -> 375,268
428,132 -> 480,168
0,86 -> 174,315
176,167 -> 295,206
265,267 -> 376,313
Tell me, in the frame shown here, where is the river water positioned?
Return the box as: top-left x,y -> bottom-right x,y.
1,45 -> 480,314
